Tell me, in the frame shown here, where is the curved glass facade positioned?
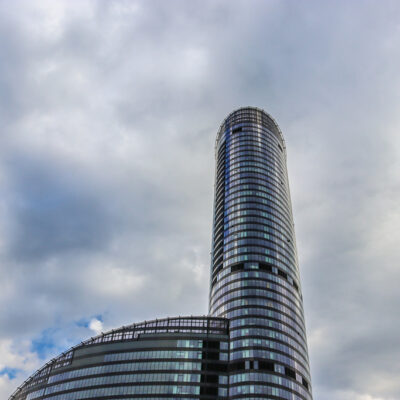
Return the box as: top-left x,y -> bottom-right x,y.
210,107 -> 312,400
9,107 -> 312,400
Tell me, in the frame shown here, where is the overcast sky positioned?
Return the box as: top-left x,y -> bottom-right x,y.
1,1 -> 400,399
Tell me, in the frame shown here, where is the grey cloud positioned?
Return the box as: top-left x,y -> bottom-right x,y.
4,155 -> 116,261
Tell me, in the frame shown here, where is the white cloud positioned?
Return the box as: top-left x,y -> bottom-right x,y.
0,339 -> 41,399
88,318 -> 103,335
0,340 -> 39,372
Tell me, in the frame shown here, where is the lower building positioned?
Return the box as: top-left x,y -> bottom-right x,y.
10,316 -> 230,400
10,315 -> 310,400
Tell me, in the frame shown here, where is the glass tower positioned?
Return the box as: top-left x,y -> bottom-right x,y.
209,107 -> 312,399
9,107 -> 312,400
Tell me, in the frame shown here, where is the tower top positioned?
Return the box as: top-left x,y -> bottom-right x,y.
216,106 -> 285,151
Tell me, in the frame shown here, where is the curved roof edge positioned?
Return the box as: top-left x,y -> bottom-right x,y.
215,106 -> 285,152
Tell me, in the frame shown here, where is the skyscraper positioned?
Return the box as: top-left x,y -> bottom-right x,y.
10,107 -> 312,400
209,107 -> 312,399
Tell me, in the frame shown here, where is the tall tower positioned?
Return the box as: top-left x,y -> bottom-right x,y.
9,107 -> 312,400
210,107 -> 312,399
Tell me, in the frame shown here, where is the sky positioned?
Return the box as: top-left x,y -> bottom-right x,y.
1,0 -> 400,399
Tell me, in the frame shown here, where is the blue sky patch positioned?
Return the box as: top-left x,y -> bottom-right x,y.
0,367 -> 21,379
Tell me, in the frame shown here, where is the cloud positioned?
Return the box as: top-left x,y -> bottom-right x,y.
88,318 -> 103,335
1,0 -> 400,399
